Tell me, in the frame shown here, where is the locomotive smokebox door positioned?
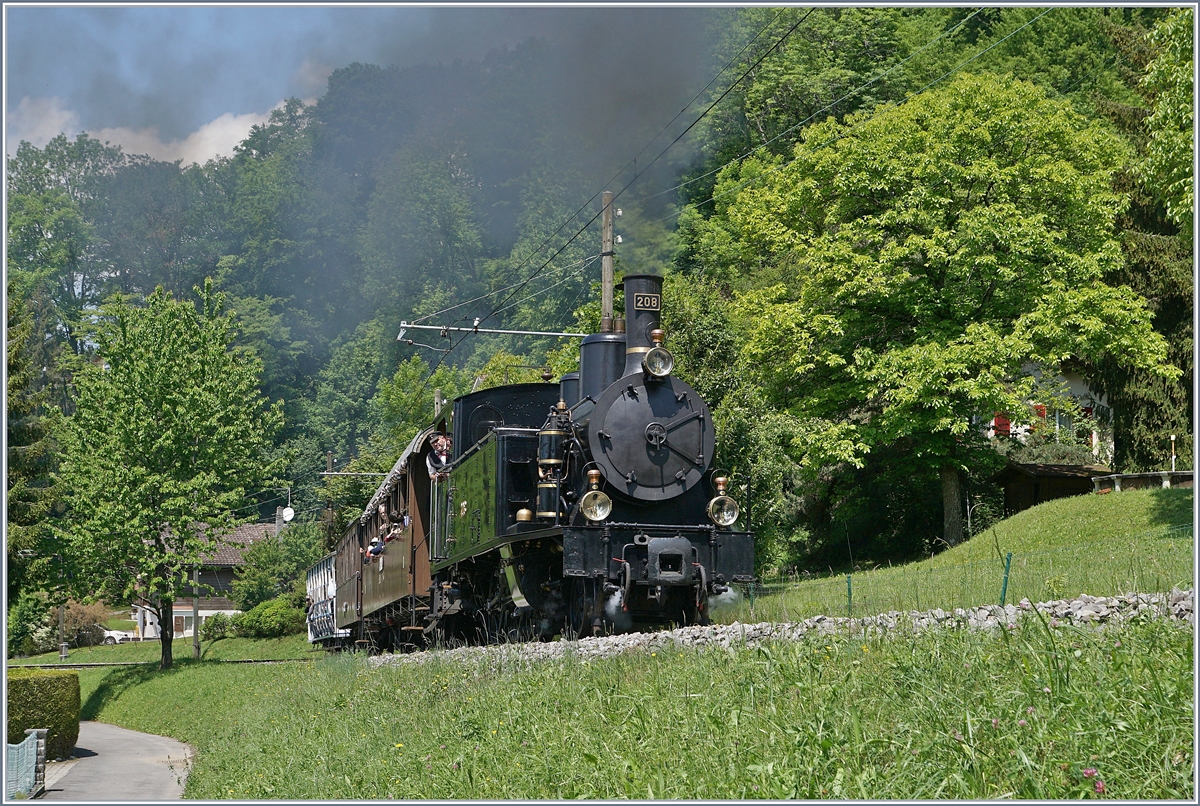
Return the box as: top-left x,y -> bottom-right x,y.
588,374 -> 714,502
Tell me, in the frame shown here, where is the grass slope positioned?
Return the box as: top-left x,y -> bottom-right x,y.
716,488 -> 1194,624
8,634 -> 313,666
73,618 -> 1191,799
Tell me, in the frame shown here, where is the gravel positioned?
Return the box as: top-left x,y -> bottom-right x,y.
368,588 -> 1194,670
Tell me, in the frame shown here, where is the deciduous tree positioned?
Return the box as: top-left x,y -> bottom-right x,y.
684,73 -> 1175,549
56,281 -> 284,669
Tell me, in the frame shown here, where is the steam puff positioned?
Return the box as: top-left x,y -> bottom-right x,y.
708,587 -> 741,612
604,590 -> 632,634
6,97 -> 303,165
7,97 -> 80,150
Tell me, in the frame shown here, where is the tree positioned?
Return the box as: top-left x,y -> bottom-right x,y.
5,277 -> 60,600
56,281 -> 284,669
1086,10 -> 1194,471
1140,8 -> 1194,231
230,523 -> 324,612
684,73 -> 1175,549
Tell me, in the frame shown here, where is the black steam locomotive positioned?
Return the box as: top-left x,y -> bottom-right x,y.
306,274 -> 754,648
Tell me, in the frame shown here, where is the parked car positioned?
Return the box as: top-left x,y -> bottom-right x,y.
102,629 -> 134,644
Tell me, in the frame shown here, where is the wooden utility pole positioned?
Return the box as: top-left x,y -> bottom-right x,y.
192,567 -> 201,659
600,191 -> 614,332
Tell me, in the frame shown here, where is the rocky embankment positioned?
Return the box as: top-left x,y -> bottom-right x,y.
370,589 -> 1193,669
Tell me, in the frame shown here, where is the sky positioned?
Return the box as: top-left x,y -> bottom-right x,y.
4,4 -> 722,165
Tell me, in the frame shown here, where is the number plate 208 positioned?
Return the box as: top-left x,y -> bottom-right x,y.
633,293 -> 661,311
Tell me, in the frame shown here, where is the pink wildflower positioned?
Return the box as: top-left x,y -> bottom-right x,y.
1042,687 -> 1051,694
1027,707 -> 1036,715
1094,780 -> 1106,794
992,718 -> 999,729
1018,719 -> 1028,727
1082,768 -> 1098,779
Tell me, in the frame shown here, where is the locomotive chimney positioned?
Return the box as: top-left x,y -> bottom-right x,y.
622,274 -> 664,377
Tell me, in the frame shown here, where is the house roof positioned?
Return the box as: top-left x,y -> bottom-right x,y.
199,522 -> 275,567
992,462 -> 1111,483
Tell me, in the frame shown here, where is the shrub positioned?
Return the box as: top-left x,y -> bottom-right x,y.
7,592 -> 52,657
64,600 -> 109,646
6,669 -> 80,759
200,612 -> 231,641
233,597 -> 306,639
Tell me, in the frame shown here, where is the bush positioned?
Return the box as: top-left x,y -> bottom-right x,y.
200,612 -> 231,641
233,597 -> 306,638
6,669 -> 80,759
64,600 -> 109,647
7,592 -> 52,657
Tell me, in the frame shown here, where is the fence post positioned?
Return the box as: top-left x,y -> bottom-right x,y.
1000,552 -> 1013,607
748,580 -> 755,618
24,728 -> 47,796
847,575 -> 853,618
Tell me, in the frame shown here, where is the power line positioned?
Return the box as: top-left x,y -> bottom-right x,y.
471,10 -> 816,335
642,8 -> 986,204
650,7 -> 1056,227
418,7 -> 792,332
386,12 -> 819,434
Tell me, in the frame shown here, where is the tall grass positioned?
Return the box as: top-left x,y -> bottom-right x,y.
76,617 -> 1192,799
717,489 -> 1194,625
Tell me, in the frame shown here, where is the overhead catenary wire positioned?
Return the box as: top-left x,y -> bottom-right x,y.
648,6 -> 1057,227
377,12 -> 820,458
469,9 -> 816,335
422,7 -> 793,332
642,8 -> 986,203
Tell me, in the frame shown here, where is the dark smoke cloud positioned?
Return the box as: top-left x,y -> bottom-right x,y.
6,5 -> 726,155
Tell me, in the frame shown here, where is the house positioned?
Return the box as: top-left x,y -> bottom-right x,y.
133,522 -> 275,639
992,462 -> 1111,516
983,367 -> 1111,462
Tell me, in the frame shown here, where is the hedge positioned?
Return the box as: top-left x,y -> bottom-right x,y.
6,668 -> 80,759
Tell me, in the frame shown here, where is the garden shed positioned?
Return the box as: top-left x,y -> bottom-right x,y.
992,462 -> 1110,516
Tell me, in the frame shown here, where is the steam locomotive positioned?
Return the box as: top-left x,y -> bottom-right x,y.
305,274 -> 755,649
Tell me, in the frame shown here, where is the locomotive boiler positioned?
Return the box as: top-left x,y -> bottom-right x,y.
307,274 -> 754,649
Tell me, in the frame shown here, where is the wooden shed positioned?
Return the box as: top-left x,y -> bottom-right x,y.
992,462 -> 1111,516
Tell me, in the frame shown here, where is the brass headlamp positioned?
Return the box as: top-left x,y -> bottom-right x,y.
707,476 -> 740,527
579,469 -> 613,522
643,328 -> 674,378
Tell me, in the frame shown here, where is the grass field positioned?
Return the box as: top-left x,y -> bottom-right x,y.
70,617 -> 1192,799
715,488 -> 1194,625
8,634 -> 313,666
11,487 -> 1193,799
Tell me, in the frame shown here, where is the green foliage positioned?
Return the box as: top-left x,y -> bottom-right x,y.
231,523 -> 325,612
6,592 -> 52,658
199,612 -> 231,641
231,597 -> 307,639
5,278 -> 61,599
6,669 -> 80,759
10,634 -> 312,667
56,281 -> 284,669
1086,12 -> 1194,473
1140,9 -> 1194,230
684,72 -> 1172,554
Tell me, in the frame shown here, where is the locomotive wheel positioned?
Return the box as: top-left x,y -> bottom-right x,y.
563,578 -> 599,640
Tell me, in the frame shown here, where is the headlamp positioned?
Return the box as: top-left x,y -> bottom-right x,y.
643,346 -> 674,378
706,476 -> 740,527
580,469 -> 612,522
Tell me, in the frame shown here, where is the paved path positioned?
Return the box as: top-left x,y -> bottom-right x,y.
41,721 -> 193,801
